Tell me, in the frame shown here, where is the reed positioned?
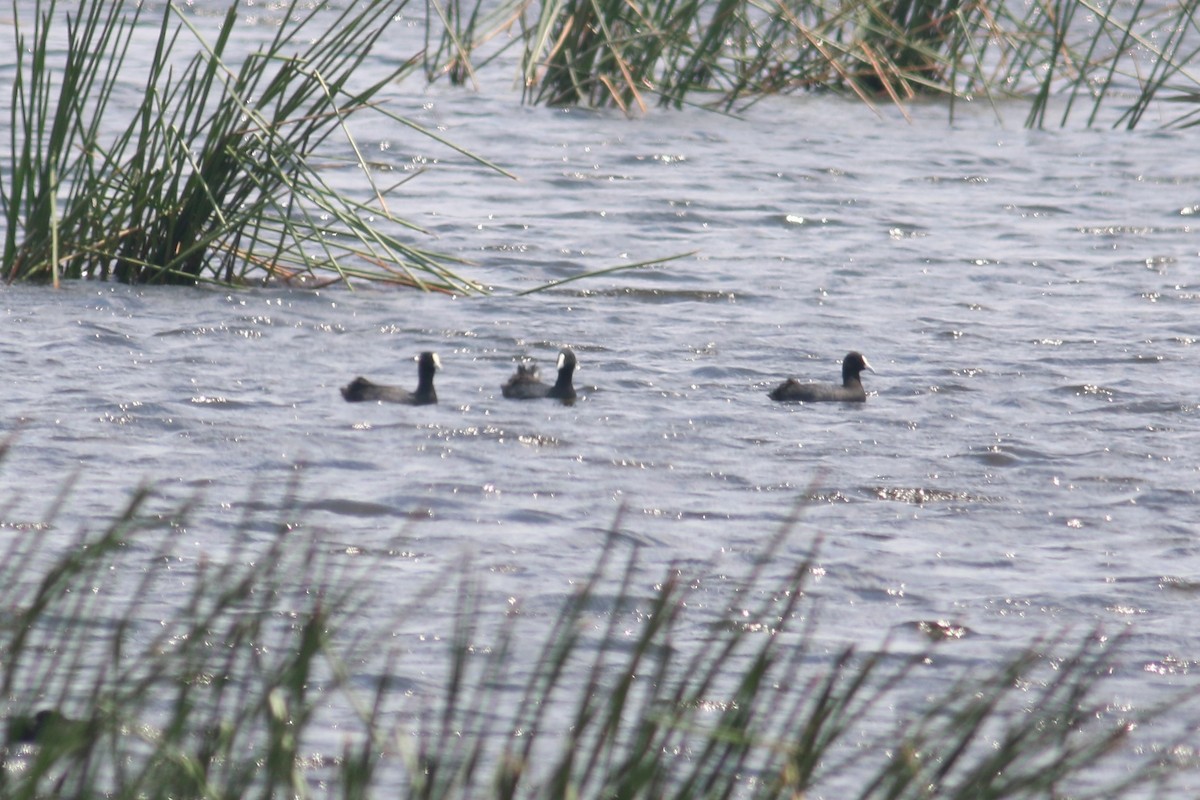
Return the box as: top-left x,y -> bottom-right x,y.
0,463 -> 1192,798
0,0 -> 505,290
425,0 -> 1200,125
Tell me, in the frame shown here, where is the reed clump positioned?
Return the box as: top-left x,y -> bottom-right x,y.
0,459 -> 1192,797
0,0 -> 502,290
426,0 -> 1200,125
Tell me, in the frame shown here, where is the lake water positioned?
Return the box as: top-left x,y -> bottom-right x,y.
3,1 -> 1200,794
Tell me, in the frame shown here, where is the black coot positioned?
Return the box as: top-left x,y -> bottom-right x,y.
769,351 -> 873,403
502,348 -> 577,401
341,351 -> 440,405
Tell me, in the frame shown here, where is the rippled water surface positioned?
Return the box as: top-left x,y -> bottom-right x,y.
4,1 -> 1200,793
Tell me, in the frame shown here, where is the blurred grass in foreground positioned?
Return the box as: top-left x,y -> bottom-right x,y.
1,444 -> 1195,797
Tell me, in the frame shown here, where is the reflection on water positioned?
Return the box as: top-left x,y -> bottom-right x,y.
3,1 -> 1200,791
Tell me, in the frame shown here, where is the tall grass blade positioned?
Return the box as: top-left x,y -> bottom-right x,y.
513,251 -> 696,295
1,0 -> 510,290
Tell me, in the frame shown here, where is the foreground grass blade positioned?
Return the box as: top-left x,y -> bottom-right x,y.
1,452 -> 1194,798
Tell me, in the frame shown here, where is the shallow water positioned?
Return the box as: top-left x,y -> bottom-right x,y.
3,1 -> 1200,793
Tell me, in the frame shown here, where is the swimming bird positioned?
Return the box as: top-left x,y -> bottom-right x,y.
502,348 -> 577,401
341,351 -> 440,405
769,351 -> 873,402
8,709 -> 86,745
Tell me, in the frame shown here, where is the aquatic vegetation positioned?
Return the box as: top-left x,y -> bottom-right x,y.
0,0 -> 689,291
0,456 -> 1192,797
0,0 -> 508,290
7,0 -> 1189,292
427,0 -> 1200,125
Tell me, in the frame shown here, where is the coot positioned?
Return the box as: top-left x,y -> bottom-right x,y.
502,348 -> 577,401
341,351 -> 440,405
769,351 -> 873,402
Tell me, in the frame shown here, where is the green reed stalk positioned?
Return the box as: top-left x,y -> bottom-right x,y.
0,0 -> 504,290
